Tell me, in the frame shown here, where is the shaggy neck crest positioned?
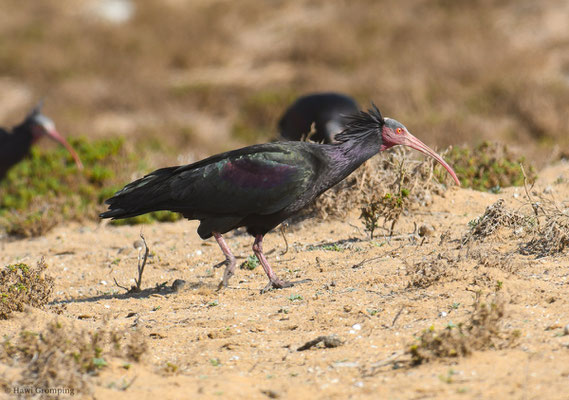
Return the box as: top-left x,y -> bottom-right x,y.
334,103 -> 385,144
24,100 -> 45,125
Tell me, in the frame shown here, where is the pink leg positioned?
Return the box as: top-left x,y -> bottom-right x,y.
253,234 -> 310,293
213,232 -> 236,289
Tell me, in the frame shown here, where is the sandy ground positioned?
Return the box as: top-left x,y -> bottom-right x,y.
1,163 -> 569,400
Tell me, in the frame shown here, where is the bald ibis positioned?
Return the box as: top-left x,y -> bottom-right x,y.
0,102 -> 83,180
278,92 -> 359,143
101,105 -> 459,293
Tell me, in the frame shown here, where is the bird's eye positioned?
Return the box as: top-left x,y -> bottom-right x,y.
396,128 -> 403,134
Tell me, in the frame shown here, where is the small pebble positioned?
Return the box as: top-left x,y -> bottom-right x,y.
439,311 -> 448,318
100,280 -> 107,285
171,279 -> 187,293
564,324 -> 569,336
352,323 -> 362,330
418,224 -> 435,237
260,389 -> 280,399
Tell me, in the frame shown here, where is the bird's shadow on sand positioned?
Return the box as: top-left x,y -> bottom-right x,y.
305,237 -> 364,249
48,280 -> 211,305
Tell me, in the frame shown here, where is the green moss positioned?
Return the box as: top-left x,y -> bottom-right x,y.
0,136 -> 180,236
240,255 -> 259,270
438,142 -> 536,191
1,260 -> 54,319
0,137 -> 124,214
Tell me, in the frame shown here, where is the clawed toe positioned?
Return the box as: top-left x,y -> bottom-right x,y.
216,269 -> 234,291
260,278 -> 311,294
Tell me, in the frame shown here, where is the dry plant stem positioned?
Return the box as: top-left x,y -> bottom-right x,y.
113,277 -> 129,292
136,233 -> 149,292
352,243 -> 407,268
120,376 -> 138,391
279,223 -> 289,255
113,233 -> 149,293
388,158 -> 406,237
520,163 -> 539,222
363,351 -> 406,377
392,306 -> 405,327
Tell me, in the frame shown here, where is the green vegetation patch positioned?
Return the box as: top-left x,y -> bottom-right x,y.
409,295 -> 520,365
0,259 -> 54,319
1,137 -> 124,211
240,255 -> 260,270
0,137 -> 181,236
361,189 -> 409,239
439,142 -> 536,191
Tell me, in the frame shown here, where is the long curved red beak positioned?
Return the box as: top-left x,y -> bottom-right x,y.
404,132 -> 460,186
46,129 -> 84,170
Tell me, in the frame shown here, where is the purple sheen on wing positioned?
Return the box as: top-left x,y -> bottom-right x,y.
220,159 -> 296,189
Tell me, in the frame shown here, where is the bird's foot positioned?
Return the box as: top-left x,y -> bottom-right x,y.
260,278 -> 312,294
216,268 -> 235,291
213,259 -> 228,269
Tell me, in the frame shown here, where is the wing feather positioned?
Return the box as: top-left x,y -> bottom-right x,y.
172,148 -> 314,215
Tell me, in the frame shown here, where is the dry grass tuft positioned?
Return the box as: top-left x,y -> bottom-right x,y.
0,259 -> 54,319
1,319 -> 147,394
311,148 -> 447,233
462,181 -> 569,258
409,294 -> 519,365
406,253 -> 457,289
519,191 -> 569,257
521,214 -> 569,257
1,204 -> 61,238
469,248 -> 517,274
462,199 -> 530,244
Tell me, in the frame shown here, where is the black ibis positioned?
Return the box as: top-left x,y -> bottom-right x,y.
0,102 -> 83,180
278,92 -> 359,143
101,105 -> 459,292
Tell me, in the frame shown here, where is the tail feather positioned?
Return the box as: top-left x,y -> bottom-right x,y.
100,166 -> 180,220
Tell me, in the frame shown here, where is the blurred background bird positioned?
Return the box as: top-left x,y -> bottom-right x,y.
0,102 -> 83,181
278,92 -> 359,143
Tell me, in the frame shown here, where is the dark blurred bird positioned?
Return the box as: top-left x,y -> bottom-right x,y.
0,102 -> 83,180
278,92 -> 359,143
101,105 -> 459,293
